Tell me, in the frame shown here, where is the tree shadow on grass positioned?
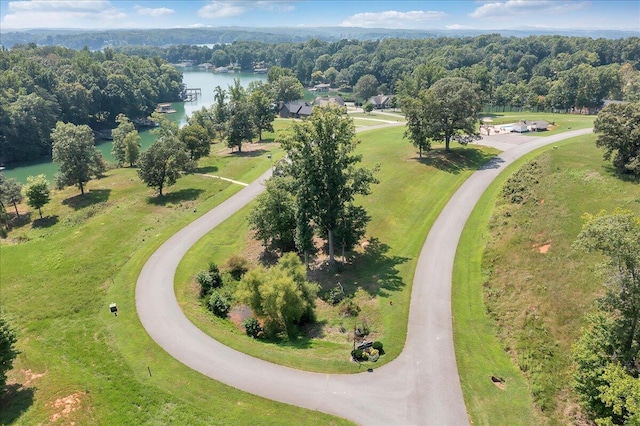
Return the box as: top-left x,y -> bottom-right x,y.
32,215 -> 58,228
0,384 -> 35,424
315,238 -> 409,299
6,211 -> 32,230
261,319 -> 328,349
62,189 -> 111,210
196,165 -> 219,174
415,147 -> 497,174
603,164 -> 640,184
227,148 -> 267,158
147,188 -> 204,206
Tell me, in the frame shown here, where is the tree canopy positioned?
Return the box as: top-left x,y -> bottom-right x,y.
23,174 -> 50,218
51,122 -> 106,195
0,315 -> 19,393
594,102 -> 640,177
278,105 -> 378,264
137,136 -> 195,196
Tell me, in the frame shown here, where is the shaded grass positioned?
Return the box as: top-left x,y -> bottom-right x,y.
453,134 -> 640,424
0,144 -> 348,425
176,125 -> 499,373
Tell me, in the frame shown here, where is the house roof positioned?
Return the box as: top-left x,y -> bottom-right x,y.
281,101 -> 313,116
369,95 -> 392,105
313,96 -> 345,107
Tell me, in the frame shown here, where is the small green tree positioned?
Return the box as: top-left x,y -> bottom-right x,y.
0,174 -> 23,217
178,123 -> 210,160
111,114 -> 136,166
236,252 -> 318,338
137,137 -> 195,196
51,122 -> 105,195
363,102 -> 374,114
123,131 -> 141,167
249,89 -> 276,142
248,176 -> 297,252
23,174 -> 50,218
0,315 -> 19,393
594,102 -> 640,177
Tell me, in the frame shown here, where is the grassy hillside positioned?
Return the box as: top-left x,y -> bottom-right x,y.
454,134 -> 640,424
0,141 -> 348,425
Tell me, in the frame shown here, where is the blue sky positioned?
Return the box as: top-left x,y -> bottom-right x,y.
0,0 -> 638,31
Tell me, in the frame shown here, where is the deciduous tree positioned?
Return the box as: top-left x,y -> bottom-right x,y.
0,174 -> 23,217
23,174 -> 50,218
178,123 -> 210,160
0,315 -> 19,393
111,114 -> 137,166
51,122 -> 105,195
594,102 -> 640,177
235,252 -> 318,338
279,105 -> 377,264
137,136 -> 195,196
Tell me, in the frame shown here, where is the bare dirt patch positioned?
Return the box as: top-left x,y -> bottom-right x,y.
20,369 -> 46,387
538,243 -> 551,254
49,392 -> 84,423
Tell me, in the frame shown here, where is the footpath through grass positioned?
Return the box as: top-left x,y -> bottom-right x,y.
176,126 -> 499,373
0,141 -> 348,425
454,134 -> 640,424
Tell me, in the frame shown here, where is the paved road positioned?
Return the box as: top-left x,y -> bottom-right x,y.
136,128 -> 592,425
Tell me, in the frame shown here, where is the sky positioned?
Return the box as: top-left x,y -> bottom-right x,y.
0,0 -> 638,32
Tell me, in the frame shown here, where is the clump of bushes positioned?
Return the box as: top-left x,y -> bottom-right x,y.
351,341 -> 384,362
324,283 -> 345,305
208,290 -> 233,318
227,255 -> 249,280
197,261 -> 223,297
339,298 -> 360,317
242,317 -> 262,338
501,160 -> 541,204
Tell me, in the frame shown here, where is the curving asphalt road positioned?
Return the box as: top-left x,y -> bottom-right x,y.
136,127 -> 593,425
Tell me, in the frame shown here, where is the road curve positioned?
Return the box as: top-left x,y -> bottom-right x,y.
136,128 -> 593,425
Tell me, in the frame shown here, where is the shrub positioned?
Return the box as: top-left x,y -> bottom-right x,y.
196,270 -> 214,297
227,255 -> 249,280
326,283 -> 345,305
369,348 -> 380,362
372,341 -> 383,351
242,317 -> 262,338
208,261 -> 223,288
351,349 -> 364,361
338,298 -> 360,317
501,160 -> 540,204
208,290 -> 232,318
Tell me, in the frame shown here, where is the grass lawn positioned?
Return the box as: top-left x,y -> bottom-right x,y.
0,141 -> 349,425
453,134 -> 640,424
176,126 -> 499,373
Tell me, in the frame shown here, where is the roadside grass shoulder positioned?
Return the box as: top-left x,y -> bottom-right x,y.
176,126 -> 499,373
454,134 -> 640,424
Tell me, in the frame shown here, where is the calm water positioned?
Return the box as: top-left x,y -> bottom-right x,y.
2,70 -> 266,183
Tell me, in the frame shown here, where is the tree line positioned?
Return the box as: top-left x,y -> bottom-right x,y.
0,44 -> 183,163
116,34 -> 640,109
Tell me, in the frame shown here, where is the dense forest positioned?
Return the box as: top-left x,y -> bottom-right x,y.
120,34 -> 640,109
2,27 -> 637,51
0,45 -> 183,163
2,34 -> 640,165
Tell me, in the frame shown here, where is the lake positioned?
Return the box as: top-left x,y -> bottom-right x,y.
2,69 -> 266,183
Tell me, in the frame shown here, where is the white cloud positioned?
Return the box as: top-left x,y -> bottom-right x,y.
198,1 -> 296,19
3,0 -> 127,29
341,10 -> 447,29
135,6 -> 175,18
446,24 -> 470,30
470,0 -> 587,19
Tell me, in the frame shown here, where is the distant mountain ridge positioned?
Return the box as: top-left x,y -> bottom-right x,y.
1,26 -> 638,49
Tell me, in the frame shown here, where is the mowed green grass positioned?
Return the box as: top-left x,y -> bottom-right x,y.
0,142 -> 349,425
453,134 -> 640,424
176,126 -> 499,373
